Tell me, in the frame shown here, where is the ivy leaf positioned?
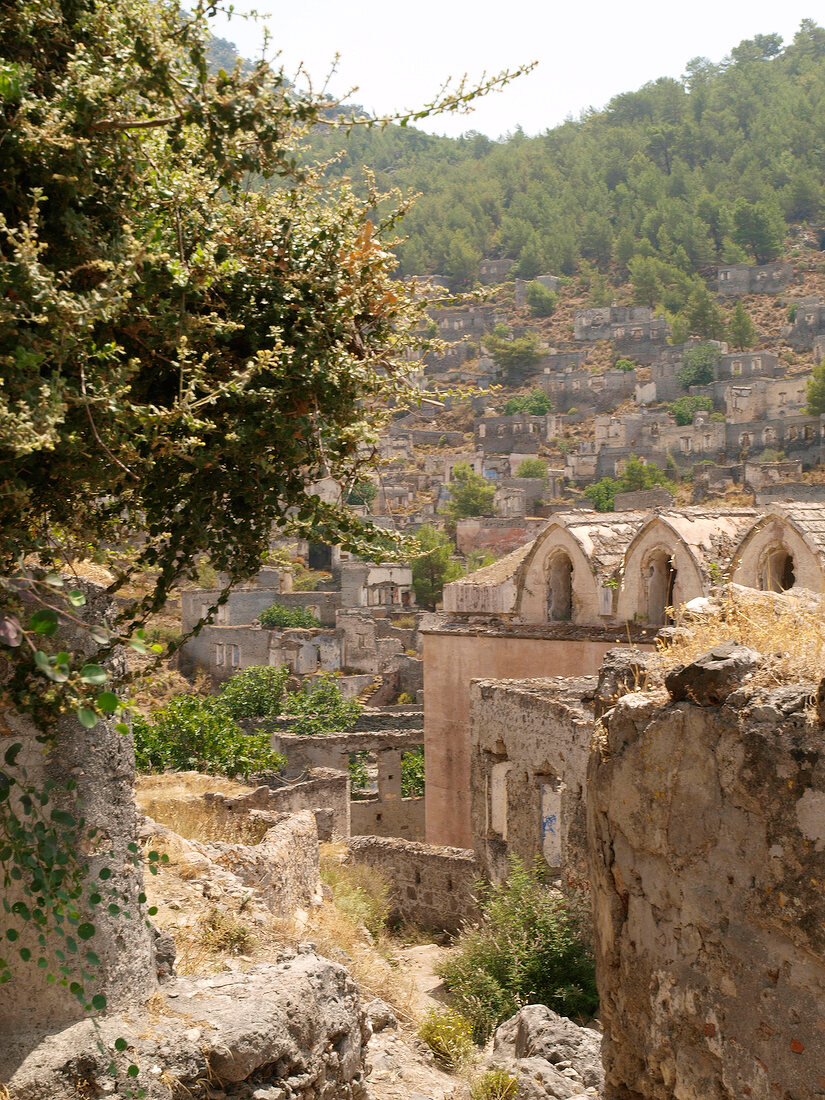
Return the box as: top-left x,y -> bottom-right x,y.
3,743 -> 22,767
77,922 -> 95,940
91,993 -> 106,1011
76,708 -> 98,729
79,664 -> 106,686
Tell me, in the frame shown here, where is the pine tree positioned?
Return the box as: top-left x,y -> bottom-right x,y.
685,285 -> 726,341
728,301 -> 757,349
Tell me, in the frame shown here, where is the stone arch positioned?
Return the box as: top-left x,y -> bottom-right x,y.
617,518 -> 704,625
546,551 -> 574,622
731,513 -> 825,593
516,524 -> 600,624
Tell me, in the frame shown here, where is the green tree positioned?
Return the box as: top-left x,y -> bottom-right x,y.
525,281 -> 558,317
806,360 -> 825,416
677,342 -> 723,389
583,455 -> 673,512
503,389 -> 553,415
669,395 -> 714,426
684,285 -> 726,341
515,457 -> 548,478
727,301 -> 757,349
258,604 -> 323,630
443,462 -> 497,523
733,200 -> 785,264
482,325 -> 544,380
410,524 -> 463,607
284,673 -> 362,736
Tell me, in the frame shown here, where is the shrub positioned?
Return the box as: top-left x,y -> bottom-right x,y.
293,568 -> 330,591
258,602 -> 322,629
676,342 -> 722,389
132,696 -> 286,779
439,859 -> 598,1041
470,1069 -> 519,1100
349,749 -> 371,795
503,389 -> 552,416
320,853 -> 391,936
515,457 -> 548,479
197,907 -> 256,955
401,747 -> 425,796
218,665 -> 290,720
285,673 -> 362,736
396,691 -> 415,704
418,1008 -> 475,1069
669,395 -> 713,426
525,281 -> 558,317
614,357 -> 635,372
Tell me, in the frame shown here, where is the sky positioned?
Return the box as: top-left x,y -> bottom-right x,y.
206,1 -> 820,139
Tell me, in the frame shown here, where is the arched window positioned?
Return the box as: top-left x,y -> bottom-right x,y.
761,547 -> 795,592
646,550 -> 677,626
546,553 -> 574,622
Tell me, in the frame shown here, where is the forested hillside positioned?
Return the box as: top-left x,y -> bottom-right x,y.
305,20 -> 825,300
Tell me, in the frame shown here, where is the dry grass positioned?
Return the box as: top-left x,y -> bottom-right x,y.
137,773 -> 268,844
138,771 -> 252,801
651,584 -> 825,691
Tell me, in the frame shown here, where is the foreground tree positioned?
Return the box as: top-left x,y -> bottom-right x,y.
0,0 -> 524,1014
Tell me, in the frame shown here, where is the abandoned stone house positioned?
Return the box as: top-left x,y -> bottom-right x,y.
478,257 -> 514,284
424,503 -> 825,848
514,273 -> 560,307
573,305 -> 670,360
716,260 -> 793,295
540,365 -> 636,413
783,295 -> 825,349
474,411 -> 561,454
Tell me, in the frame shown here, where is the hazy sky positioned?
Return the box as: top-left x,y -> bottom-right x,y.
207,2 -> 818,139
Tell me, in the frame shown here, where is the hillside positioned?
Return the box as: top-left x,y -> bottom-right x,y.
302,20 -> 825,300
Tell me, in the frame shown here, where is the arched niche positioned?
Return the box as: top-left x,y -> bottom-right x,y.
731,515 -> 825,594
617,518 -> 704,625
516,525 -> 600,625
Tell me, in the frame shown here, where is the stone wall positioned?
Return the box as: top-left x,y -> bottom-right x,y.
207,770 -> 351,839
346,836 -> 480,932
455,516 -> 547,556
469,677 -> 597,885
587,682 -> 825,1100
350,795 -> 425,841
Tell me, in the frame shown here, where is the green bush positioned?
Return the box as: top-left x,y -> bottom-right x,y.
525,281 -> 558,317
503,389 -> 552,416
401,747 -> 425,797
132,696 -> 285,779
418,1008 -> 475,1069
439,859 -> 598,1041
349,749 -> 371,795
514,456 -> 548,479
218,665 -> 290,720
614,357 -> 635,372
320,856 -> 391,937
285,672 -> 362,736
470,1069 -> 519,1100
258,602 -> 322,629
669,394 -> 713,426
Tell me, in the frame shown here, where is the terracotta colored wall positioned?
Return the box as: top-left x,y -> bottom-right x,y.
423,632 -> 646,848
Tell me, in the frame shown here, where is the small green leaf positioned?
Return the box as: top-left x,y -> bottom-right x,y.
67,589 -> 87,607
76,708 -> 98,729
3,743 -> 22,767
147,906 -> 158,916
77,922 -> 95,940
79,664 -> 107,686
115,722 -> 130,736
114,1037 -> 128,1051
44,573 -> 64,588
91,993 -> 106,1011
127,1064 -> 139,1078
29,609 -> 59,636
97,692 -> 118,713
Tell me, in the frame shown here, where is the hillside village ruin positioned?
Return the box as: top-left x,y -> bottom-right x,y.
3,254 -> 825,1100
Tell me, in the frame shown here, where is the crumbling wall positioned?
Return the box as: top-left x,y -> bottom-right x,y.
587,677 -> 825,1100
346,836 -> 479,932
470,677 -> 597,885
206,770 -> 351,839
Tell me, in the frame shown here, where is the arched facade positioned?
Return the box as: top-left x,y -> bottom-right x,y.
516,524 -> 601,625
617,518 -> 705,625
730,511 -> 825,594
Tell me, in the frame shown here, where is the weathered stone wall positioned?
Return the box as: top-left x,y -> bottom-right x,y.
0,582 -> 155,1035
190,809 -> 323,920
423,628 -> 652,847
587,684 -> 825,1100
469,677 -> 597,885
350,795 -> 425,841
454,516 -> 547,556
346,836 -> 480,932
207,771 -> 351,839
271,729 -> 425,776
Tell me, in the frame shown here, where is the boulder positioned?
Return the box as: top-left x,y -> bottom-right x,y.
664,640 -> 762,705
595,648 -> 651,718
490,1005 -> 603,1098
